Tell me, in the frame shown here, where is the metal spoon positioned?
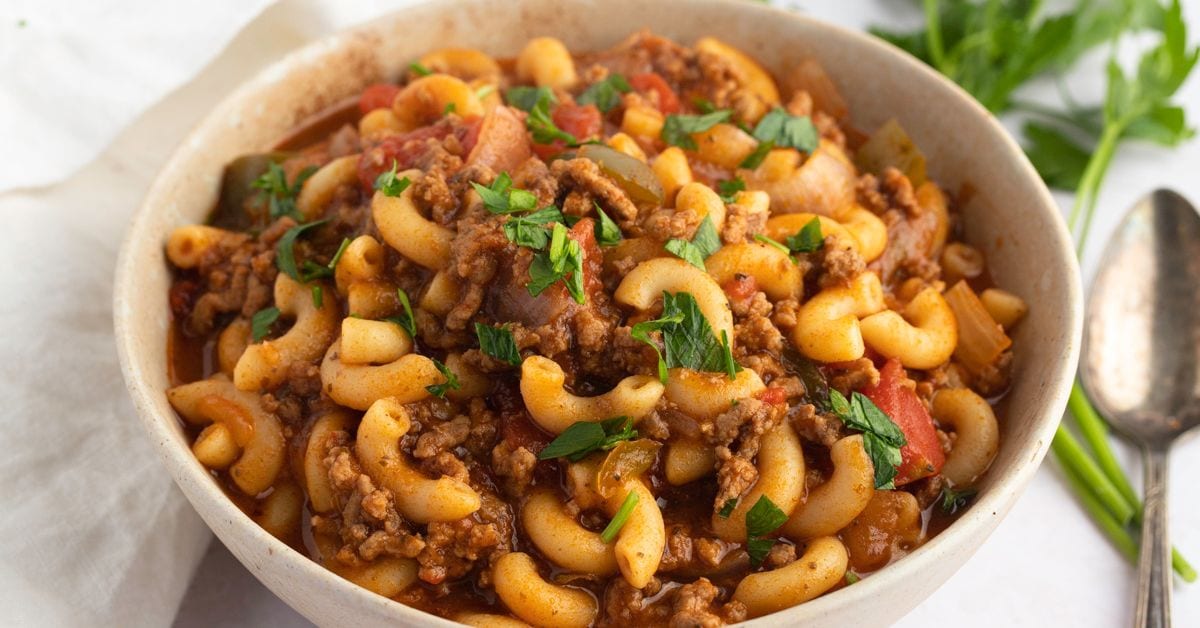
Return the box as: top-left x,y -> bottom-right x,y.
1080,189 -> 1200,628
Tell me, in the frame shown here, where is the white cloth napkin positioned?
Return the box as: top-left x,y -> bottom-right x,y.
0,0 -> 273,193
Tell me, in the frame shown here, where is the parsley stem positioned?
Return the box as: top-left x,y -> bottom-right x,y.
1050,427 -> 1134,525
1058,455 -> 1138,563
1068,122 -> 1123,256
923,0 -> 946,70
1067,384 -> 1139,507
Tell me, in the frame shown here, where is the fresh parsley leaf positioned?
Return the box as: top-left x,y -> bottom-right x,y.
310,284 -> 323,309
527,223 -> 586,304
593,204 -> 623,246
664,216 -> 721,270
830,391 -> 908,490
739,139 -> 774,170
577,74 -> 632,113
250,307 -> 280,342
745,495 -> 788,568
692,97 -> 718,114
629,291 -> 742,383
1022,122 -> 1090,190
751,109 -> 818,152
717,178 -> 746,203
940,485 -> 977,514
503,206 -> 567,249
472,172 -> 538,214
252,163 -> 316,221
753,234 -> 794,261
505,86 -> 556,112
664,239 -> 706,270
785,217 -> 824,253
745,495 -> 788,537
717,498 -> 737,519
845,572 -> 861,585
443,102 -> 456,115
275,219 -> 329,281
409,61 -> 432,76
527,97 -> 578,146
385,288 -> 417,339
538,417 -> 638,462
600,490 -> 640,543
661,110 -> 732,149
474,323 -> 521,366
746,538 -> 776,568
425,358 -> 461,398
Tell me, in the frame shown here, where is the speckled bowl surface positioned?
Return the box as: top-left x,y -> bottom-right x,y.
113,1 -> 1082,625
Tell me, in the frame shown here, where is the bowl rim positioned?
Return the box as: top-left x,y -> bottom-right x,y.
113,0 -> 1083,624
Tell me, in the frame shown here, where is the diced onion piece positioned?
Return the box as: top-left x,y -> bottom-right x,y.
854,119 -> 927,186
943,280 -> 1011,373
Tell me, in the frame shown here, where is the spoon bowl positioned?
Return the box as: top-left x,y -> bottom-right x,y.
1080,188 -> 1200,627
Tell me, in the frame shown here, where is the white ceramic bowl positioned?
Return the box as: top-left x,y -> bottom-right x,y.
113,1 -> 1083,625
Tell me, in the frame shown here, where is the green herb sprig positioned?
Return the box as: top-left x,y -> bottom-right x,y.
629,291 -> 741,384
537,417 -> 638,462
829,389 -> 908,490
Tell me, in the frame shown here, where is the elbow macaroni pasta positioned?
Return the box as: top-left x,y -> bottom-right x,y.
733,536 -> 849,617
493,552 -> 597,628
711,422 -> 805,542
791,271 -> 885,363
372,170 -> 454,270
933,388 -> 1000,486
234,273 -> 339,391
859,287 -> 958,369
520,356 -> 664,433
356,397 -> 482,522
783,435 -> 874,539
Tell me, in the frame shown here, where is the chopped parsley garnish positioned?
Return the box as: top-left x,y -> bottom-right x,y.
426,358 -> 461,399
753,234 -> 795,261
296,236 -> 351,285
275,219 -> 329,281
505,86 -> 556,112
601,490 -> 640,543
537,417 -> 638,462
845,572 -> 861,585
577,74 -> 632,113
474,84 -> 496,101
739,139 -> 774,169
664,216 -> 721,270
692,97 -> 718,114
385,288 -> 417,339
250,307 -> 280,342
593,204 -> 623,246
750,109 -> 819,153
373,161 -> 412,197
310,285 -> 323,308
474,323 -> 521,366
717,498 -> 737,519
785,217 -> 824,253
629,291 -> 741,384
829,389 -> 908,489
409,61 -> 432,76
745,495 -> 788,568
940,485 -> 977,515
661,110 -> 732,149
717,177 -> 746,203
252,162 -> 316,221
528,223 -> 586,303
526,97 -> 577,145
471,172 -> 538,214
443,102 -> 456,115
503,206 -> 567,249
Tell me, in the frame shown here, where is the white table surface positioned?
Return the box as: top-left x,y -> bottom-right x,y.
84,1 -> 1196,626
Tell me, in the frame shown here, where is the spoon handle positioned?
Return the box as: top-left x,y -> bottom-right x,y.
1136,446 -> 1172,628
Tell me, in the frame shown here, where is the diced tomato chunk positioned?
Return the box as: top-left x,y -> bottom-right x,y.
630,72 -> 682,114
722,274 -> 758,302
757,387 -> 788,406
358,83 -> 400,115
531,103 -> 603,160
860,359 -> 946,485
